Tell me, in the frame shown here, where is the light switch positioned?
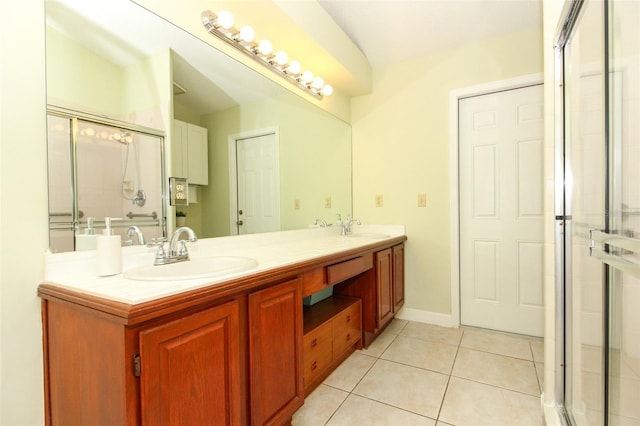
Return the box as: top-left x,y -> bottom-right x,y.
418,193 -> 427,207
324,196 -> 332,208
375,194 -> 383,208
294,199 -> 300,210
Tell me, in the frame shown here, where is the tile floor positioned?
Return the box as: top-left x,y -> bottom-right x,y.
292,319 -> 545,426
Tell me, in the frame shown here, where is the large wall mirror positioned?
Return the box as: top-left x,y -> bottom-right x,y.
45,0 -> 352,252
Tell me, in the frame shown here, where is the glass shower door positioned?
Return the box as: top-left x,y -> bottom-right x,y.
563,1 -> 607,423
606,1 -> 640,424
562,0 -> 640,424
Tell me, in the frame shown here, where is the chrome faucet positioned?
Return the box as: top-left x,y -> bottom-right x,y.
341,215 -> 361,235
148,227 -> 198,265
313,218 -> 329,227
124,225 -> 145,245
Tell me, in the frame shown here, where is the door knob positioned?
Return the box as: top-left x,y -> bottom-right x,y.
238,210 -> 243,215
237,220 -> 244,226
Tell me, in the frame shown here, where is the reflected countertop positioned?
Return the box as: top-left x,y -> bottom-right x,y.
41,225 -> 406,305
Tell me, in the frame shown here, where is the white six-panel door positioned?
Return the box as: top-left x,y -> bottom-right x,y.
236,133 -> 280,235
459,85 -> 544,337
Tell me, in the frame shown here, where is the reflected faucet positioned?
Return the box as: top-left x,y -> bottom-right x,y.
313,218 -> 329,227
341,215 -> 361,236
124,225 -> 145,245
148,227 -> 197,265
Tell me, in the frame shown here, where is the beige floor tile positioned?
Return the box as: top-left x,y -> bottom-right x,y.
461,327 -> 533,360
292,385 -> 348,426
531,339 -> 544,364
381,335 -> 458,374
323,352 -> 377,392
452,348 -> 540,396
358,327 -> 398,358
384,318 -> 409,335
535,362 -> 544,392
400,322 -> 463,347
439,377 -> 542,426
326,394 -> 436,426
353,359 -> 449,418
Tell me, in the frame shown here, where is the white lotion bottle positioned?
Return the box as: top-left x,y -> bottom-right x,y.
96,217 -> 122,276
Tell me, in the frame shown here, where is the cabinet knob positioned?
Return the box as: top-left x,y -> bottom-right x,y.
346,315 -> 351,323
346,333 -> 351,341
311,338 -> 317,348
311,361 -> 317,371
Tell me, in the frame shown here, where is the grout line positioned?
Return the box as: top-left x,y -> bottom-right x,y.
435,325 -> 464,423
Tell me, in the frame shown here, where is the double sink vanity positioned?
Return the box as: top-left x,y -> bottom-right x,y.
38,226 -> 406,425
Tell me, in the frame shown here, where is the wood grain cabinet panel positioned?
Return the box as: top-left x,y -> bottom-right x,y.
393,244 -> 405,313
302,322 -> 333,386
248,278 -> 304,425
332,303 -> 361,356
139,300 -> 242,426
376,248 -> 394,330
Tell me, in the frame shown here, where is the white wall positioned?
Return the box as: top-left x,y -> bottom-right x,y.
0,0 -> 48,424
352,26 -> 543,321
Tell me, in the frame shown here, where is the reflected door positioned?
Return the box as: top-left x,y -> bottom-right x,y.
235,133 -> 280,235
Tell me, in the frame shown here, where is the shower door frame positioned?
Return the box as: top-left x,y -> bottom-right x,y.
47,105 -> 168,247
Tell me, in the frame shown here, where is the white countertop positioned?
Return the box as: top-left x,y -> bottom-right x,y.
42,225 -> 405,305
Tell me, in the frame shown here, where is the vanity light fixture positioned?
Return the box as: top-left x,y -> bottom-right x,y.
201,10 -> 333,100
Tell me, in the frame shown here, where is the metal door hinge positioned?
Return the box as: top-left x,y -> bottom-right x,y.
133,354 -> 141,377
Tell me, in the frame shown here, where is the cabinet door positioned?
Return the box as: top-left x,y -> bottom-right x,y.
376,249 -> 394,329
392,244 -> 405,312
249,278 -> 303,425
139,300 -> 242,426
186,124 -> 208,185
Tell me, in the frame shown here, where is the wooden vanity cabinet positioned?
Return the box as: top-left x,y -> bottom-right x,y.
393,244 -> 405,312
248,278 -> 304,426
302,296 -> 362,394
139,300 -> 243,425
335,243 -> 405,347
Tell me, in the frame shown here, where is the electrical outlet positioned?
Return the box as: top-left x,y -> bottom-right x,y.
375,194 -> 383,208
324,196 -> 332,208
294,199 -> 300,210
418,193 -> 427,207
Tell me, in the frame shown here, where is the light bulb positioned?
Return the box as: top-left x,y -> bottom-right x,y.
301,70 -> 313,84
321,85 -> 333,96
258,39 -> 273,55
217,11 -> 234,29
287,60 -> 301,75
274,51 -> 288,66
312,77 -> 324,89
239,25 -> 255,42
84,127 -> 95,136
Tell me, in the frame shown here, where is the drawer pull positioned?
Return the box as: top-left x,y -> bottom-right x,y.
346,315 -> 351,323
311,361 -> 318,371
346,333 -> 351,341
311,338 -> 317,348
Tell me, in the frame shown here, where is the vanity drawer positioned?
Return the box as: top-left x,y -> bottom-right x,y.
332,302 -> 362,356
302,268 -> 328,298
303,322 -> 332,385
326,254 -> 373,286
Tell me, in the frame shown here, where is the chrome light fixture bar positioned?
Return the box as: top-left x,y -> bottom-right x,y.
201,10 -> 333,100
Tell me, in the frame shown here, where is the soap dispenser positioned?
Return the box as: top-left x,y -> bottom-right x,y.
76,217 -> 97,251
96,217 -> 122,276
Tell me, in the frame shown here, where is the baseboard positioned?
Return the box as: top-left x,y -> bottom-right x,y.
394,307 -> 455,328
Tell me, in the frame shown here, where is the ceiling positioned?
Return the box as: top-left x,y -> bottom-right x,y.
317,0 -> 543,67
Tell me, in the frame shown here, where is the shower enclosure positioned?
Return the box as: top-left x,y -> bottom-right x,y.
557,0 -> 640,424
47,107 -> 166,253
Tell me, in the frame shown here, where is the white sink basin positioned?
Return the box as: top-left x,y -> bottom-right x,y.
124,256 -> 258,281
347,232 -> 390,239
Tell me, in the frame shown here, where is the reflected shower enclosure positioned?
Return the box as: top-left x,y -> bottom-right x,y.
47,109 -> 166,253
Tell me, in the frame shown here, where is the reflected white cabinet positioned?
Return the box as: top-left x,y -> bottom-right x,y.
172,119 -> 208,185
